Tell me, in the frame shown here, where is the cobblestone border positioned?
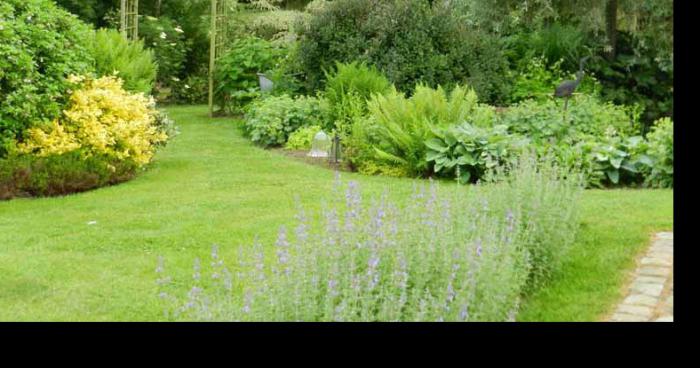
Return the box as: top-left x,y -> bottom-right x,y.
609,232 -> 673,322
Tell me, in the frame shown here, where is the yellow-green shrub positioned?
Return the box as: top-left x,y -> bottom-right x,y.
19,75 -> 168,167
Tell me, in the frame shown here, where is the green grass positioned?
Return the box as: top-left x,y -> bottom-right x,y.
0,105 -> 672,321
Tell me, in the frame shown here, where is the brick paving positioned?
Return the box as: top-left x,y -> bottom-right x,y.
609,232 -> 673,322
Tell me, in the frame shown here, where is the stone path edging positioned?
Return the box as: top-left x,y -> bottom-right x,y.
609,232 -> 673,322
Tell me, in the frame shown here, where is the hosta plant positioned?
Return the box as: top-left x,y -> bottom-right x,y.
359,84 -> 485,177
578,134 -> 651,187
426,123 -> 526,184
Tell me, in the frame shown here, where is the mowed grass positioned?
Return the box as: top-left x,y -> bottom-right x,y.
0,105 -> 672,321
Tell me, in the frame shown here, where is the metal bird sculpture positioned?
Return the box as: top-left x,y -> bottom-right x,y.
554,56 -> 590,111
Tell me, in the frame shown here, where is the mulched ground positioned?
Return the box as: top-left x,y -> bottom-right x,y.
270,148 -> 354,172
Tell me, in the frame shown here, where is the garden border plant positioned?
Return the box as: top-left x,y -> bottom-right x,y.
156,153 -> 584,321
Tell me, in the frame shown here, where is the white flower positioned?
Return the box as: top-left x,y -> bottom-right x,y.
171,77 -> 180,82
174,26 -> 184,33
159,32 -> 167,39
184,84 -> 191,89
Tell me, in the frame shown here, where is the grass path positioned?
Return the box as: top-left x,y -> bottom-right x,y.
0,105 -> 672,321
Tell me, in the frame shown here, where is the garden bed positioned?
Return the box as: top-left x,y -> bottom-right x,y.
0,106 -> 672,321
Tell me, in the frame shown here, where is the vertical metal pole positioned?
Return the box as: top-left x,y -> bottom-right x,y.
134,0 -> 139,40
120,0 -> 127,39
208,0 -> 217,117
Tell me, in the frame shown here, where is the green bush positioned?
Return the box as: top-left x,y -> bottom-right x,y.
0,151 -> 138,200
244,95 -> 329,147
588,31 -> 673,127
90,28 -> 157,94
0,0 -> 95,156
305,0 -> 330,13
264,41 -> 308,97
426,123 -> 526,184
171,67 -> 209,104
139,16 -> 190,95
499,95 -> 641,142
54,0 -> 115,27
215,37 -> 286,114
352,84 -> 488,177
246,10 -> 308,41
497,96 -> 660,188
297,0 -> 511,103
323,62 -> 392,133
643,117 -> 673,188
510,56 -> 601,103
491,155 -> 583,290
577,134 -> 650,187
284,125 -> 322,150
507,23 -> 589,72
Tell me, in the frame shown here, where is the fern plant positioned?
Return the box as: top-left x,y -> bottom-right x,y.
362,84 -> 484,177
90,29 -> 157,94
323,61 -> 392,134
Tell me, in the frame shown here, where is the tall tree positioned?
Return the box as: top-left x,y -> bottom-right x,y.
605,0 -> 618,60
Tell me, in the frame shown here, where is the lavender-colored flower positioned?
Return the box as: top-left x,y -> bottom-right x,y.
253,238 -> 265,281
324,207 -> 340,246
222,267 -> 233,291
446,282 -> 456,304
155,256 -> 165,274
192,258 -> 201,281
328,279 -> 338,297
188,286 -> 202,301
395,255 -> 408,290
243,291 -> 252,314
276,226 -> 290,266
366,254 -> 381,290
474,239 -> 483,257
505,209 -> 515,232
334,301 -> 346,322
350,275 -> 361,293
368,255 -> 380,269
368,273 -> 380,290
210,245 -> 224,277
441,199 -> 452,224
334,170 -> 341,186
459,305 -> 469,321
294,206 -> 309,245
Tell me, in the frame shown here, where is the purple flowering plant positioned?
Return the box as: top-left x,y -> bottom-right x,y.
156,155 -> 582,321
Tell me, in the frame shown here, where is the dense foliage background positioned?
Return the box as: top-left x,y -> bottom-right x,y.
1,0 -> 174,199
50,0 -> 672,127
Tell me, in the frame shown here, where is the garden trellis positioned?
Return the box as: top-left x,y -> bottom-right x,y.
120,0 -> 139,41
209,0 -> 234,117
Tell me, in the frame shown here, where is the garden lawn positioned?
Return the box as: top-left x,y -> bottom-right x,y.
0,105 -> 672,321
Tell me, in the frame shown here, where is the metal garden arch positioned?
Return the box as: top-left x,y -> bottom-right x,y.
120,0 -> 139,40
120,0 -> 234,117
